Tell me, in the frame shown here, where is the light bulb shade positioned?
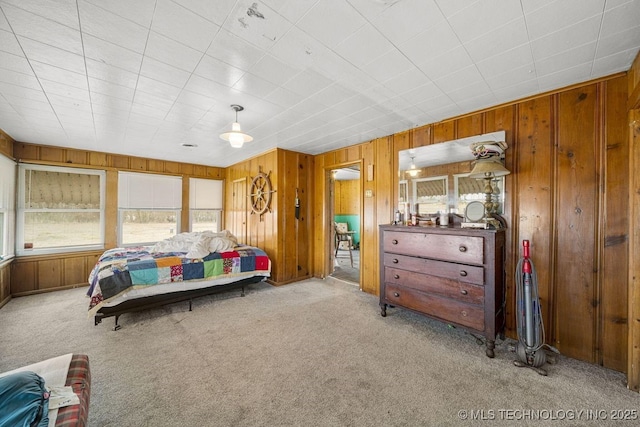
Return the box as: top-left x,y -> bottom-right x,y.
220,122 -> 253,148
468,159 -> 510,179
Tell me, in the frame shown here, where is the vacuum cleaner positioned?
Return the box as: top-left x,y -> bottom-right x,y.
513,240 -> 558,375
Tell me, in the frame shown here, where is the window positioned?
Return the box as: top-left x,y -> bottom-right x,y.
17,164 -> 105,255
412,176 -> 448,215
0,156 -> 15,260
118,172 -> 182,246
189,178 -> 223,232
455,174 -> 505,214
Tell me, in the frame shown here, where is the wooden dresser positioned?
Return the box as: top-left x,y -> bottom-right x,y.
379,225 -> 506,357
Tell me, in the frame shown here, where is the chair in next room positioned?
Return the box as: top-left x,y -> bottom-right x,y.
334,222 -> 354,267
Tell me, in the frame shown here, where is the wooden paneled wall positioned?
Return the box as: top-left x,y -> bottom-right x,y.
0,260 -> 10,308
312,74 -> 632,377
627,52 -> 640,391
225,148 -> 314,286
8,142 -> 225,295
334,180 -> 360,215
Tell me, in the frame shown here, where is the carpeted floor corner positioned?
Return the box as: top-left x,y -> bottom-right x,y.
0,278 -> 637,426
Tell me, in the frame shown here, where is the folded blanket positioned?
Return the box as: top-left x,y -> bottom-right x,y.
149,230 -> 238,258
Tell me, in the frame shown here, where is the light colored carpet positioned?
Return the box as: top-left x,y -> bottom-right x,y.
0,278 -> 637,426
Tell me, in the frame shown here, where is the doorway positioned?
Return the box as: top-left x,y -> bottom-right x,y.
328,165 -> 361,285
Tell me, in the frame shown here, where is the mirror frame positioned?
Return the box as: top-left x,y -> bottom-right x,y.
398,131 -> 507,217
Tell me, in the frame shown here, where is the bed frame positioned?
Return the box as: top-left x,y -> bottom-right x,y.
94,275 -> 266,330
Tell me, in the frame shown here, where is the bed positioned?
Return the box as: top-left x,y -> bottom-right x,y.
87,231 -> 271,329
0,353 -> 91,427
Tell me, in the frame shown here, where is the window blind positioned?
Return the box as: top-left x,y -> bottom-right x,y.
189,178 -> 223,210
118,172 -> 182,209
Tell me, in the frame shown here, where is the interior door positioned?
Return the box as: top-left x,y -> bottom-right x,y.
230,178 -> 247,244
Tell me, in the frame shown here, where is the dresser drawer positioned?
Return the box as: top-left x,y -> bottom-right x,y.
383,230 -> 484,264
383,253 -> 484,285
384,283 -> 484,331
384,266 -> 484,305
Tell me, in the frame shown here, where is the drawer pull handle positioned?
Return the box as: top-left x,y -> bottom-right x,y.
392,258 -> 399,264
461,310 -> 468,317
460,289 -> 468,295
459,245 -> 467,252
393,292 -> 400,297
394,274 -> 399,280
459,270 -> 468,277
392,239 -> 398,245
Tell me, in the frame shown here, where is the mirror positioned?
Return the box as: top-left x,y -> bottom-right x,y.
398,131 -> 506,217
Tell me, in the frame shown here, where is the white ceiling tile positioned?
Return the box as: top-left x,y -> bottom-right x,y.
446,80 -> 492,103
174,89 -> 216,110
592,47 -> 639,76
485,64 -> 538,90
418,44 -> 473,81
38,80 -> 90,103
537,62 -> 593,92
464,17 -> 530,63
152,0 -> 219,53
335,24 -> 394,68
530,16 -> 601,60
0,28 -> 24,56
399,21 -> 460,65
206,29 -> 265,71
0,50 -> 32,74
362,49 -> 415,83
308,84 -> 357,108
371,0 -> 447,45
0,0 -> 638,167
3,96 -> 53,114
78,2 -> 148,54
85,59 -> 138,88
194,54 -> 245,87
0,82 -> 48,102
434,65 -> 484,93
18,37 -> 85,74
400,82 -> 446,105
536,42 -> 597,77
183,74 -> 234,100
135,76 -> 182,103
171,0 -> 236,26
601,1 -> 640,37
222,2 -> 292,51
0,9 -> 9,31
476,44 -> 534,79
145,31 -> 203,72
88,77 -> 135,101
283,69 -> 334,98
139,56 -> 191,89
1,4 -> 82,54
82,34 -> 143,74
83,0 -> 156,28
232,72 -> 278,98
447,0 -> 523,43
0,67 -> 40,90
436,0 -> 478,17
596,25 -> 640,59
382,68 -> 432,96
31,62 -> 87,90
296,0 -> 367,49
525,0 -> 605,40
519,0 -> 556,14
248,54 -> 298,87
261,0 -> 318,23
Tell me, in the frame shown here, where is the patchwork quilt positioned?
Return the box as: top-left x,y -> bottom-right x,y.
87,245 -> 270,316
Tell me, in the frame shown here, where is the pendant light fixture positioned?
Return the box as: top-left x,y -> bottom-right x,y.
407,156 -> 419,177
220,104 -> 253,148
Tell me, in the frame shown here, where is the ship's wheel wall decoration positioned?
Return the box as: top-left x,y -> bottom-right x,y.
249,168 -> 275,218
